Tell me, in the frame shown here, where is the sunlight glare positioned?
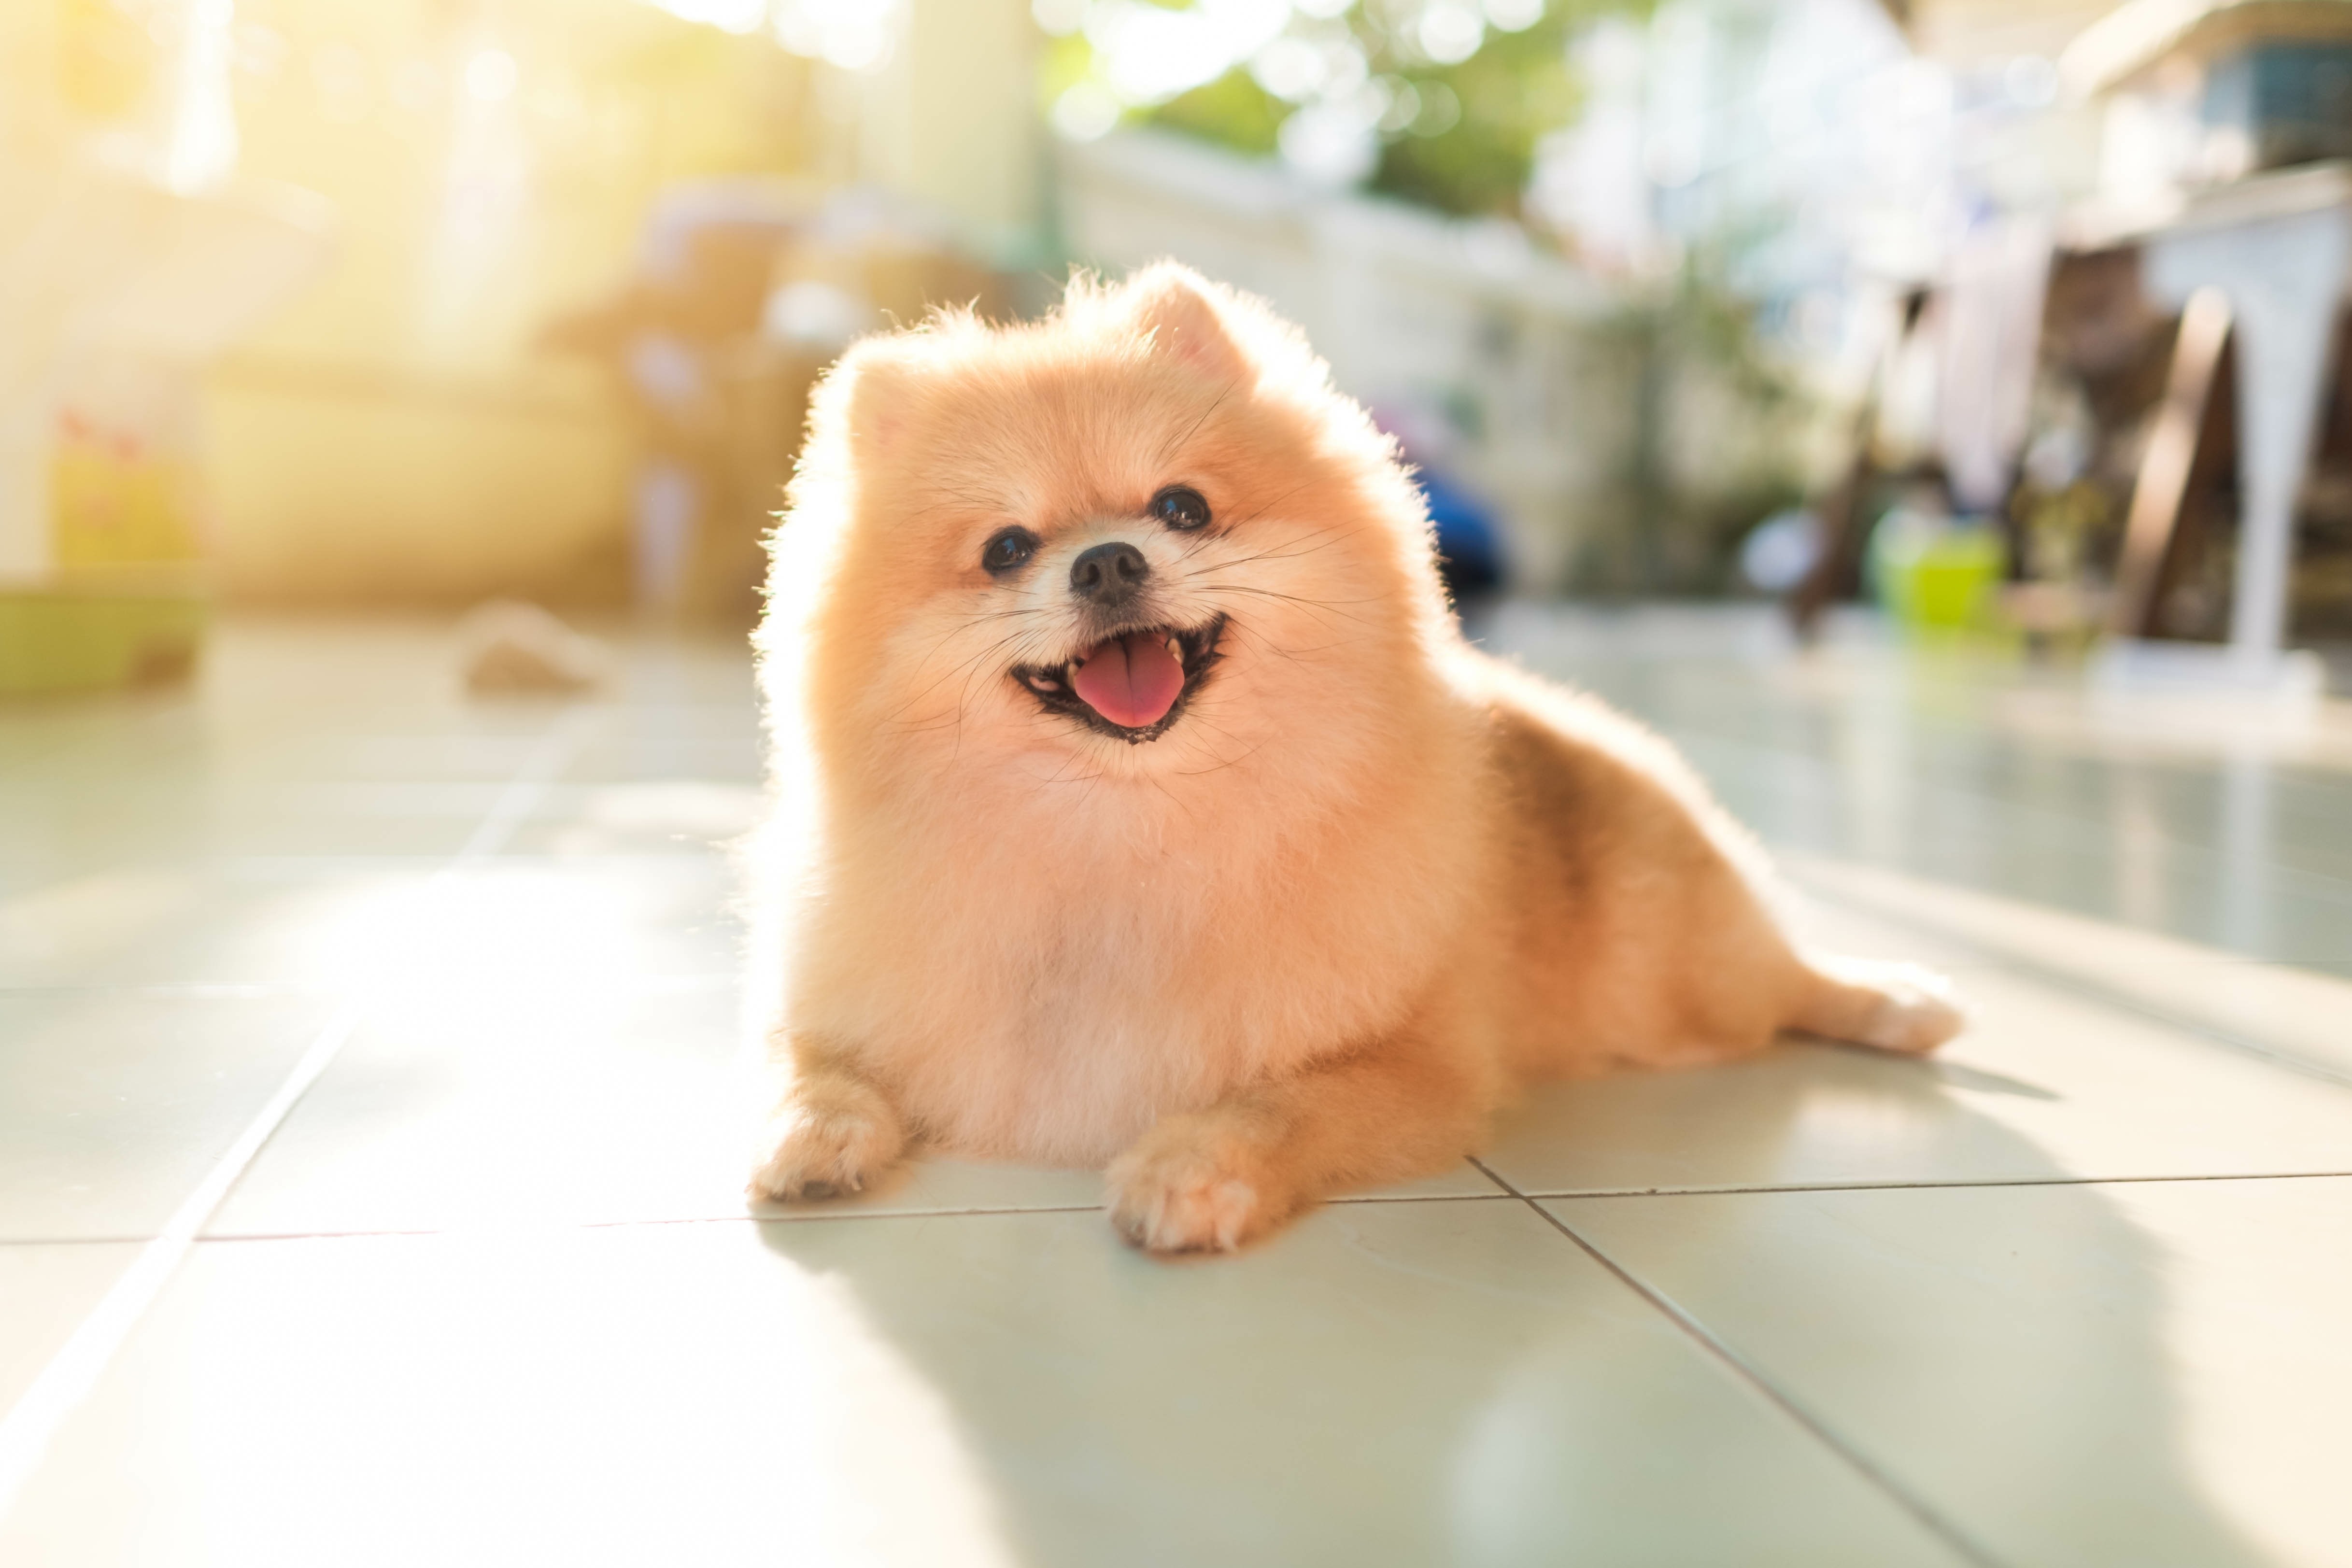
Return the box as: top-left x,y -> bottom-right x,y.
463,48 -> 518,103
641,0 -> 771,35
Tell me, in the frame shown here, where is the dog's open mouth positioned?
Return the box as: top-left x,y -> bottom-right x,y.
1011,615 -> 1226,744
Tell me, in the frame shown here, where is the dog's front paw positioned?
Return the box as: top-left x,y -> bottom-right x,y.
748,1078 -> 907,1202
1105,1120 -> 1280,1254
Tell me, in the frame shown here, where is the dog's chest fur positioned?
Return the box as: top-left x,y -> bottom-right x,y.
793,768 -> 1460,1165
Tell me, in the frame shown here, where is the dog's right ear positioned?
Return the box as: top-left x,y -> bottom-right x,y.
820,336 -> 929,465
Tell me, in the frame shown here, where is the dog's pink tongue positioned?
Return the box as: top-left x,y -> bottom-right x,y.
1071,631 -> 1184,729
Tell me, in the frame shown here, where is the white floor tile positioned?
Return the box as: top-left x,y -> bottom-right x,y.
0,1204 -> 1969,1568
0,1243 -> 140,1415
213,974 -> 1500,1236
0,856 -> 737,990
0,994 -> 341,1242
13,607 -> 2352,1566
1481,947 -> 2352,1196
1543,1176 -> 2352,1568
1789,855 -> 2352,1083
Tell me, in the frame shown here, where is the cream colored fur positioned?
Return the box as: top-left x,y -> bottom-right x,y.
746,263 -> 1963,1253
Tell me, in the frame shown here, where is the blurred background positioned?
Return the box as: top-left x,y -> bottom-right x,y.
8,0 -> 2352,693
15,11 -> 2352,1551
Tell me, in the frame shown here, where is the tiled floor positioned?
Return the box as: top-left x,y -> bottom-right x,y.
2,607 -> 2350,1566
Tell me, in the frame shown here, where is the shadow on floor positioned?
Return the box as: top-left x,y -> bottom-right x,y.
752,1048 -> 2276,1567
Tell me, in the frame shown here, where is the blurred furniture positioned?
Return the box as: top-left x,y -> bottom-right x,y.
2067,0 -> 2352,189
0,0 -> 327,694
181,0 -> 829,611
1791,291 -> 1914,640
541,184 -> 1007,623
1789,7 -> 2352,686
2073,162 -> 2348,699
2109,286 -> 2233,637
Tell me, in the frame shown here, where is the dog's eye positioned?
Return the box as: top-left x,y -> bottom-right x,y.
1148,486 -> 1211,532
980,527 -> 1038,575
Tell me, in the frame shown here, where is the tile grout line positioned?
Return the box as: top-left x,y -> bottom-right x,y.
14,1167 -> 2352,1251
1795,881 -> 2352,1093
1514,1168 -> 2352,1199
445,709 -> 599,867
0,703 -> 596,1523
165,1190 -> 1530,1247
1469,1156 -> 2010,1568
0,1003 -> 357,1508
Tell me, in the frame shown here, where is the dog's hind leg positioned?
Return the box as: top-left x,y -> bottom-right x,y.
1786,953 -> 1968,1055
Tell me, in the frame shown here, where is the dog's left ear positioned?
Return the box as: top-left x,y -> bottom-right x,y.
1123,264 -> 1250,384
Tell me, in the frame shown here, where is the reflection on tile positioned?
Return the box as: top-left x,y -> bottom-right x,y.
0,867 -> 214,984
1486,604 -> 2352,965
219,974 -> 1498,1237
1778,892 -> 1997,973
504,779 -> 765,860
0,857 -> 738,990
1702,719 -> 2352,965
1481,956 -> 2352,1196
0,862 -> 424,989
210,982 -> 752,1236
0,1243 -> 140,1414
558,733 -> 764,788
1544,1177 -> 2352,1568
0,994 -> 340,1241
333,859 -> 742,991
0,773 -> 491,878
0,1206 -> 1965,1568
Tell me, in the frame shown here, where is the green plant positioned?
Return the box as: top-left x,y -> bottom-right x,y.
1152,66 -> 1287,157
1364,11 -> 1580,216
1053,0 -> 1637,221
1581,237 -> 1812,595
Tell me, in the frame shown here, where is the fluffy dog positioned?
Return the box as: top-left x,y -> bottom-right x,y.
746,263 -> 1961,1252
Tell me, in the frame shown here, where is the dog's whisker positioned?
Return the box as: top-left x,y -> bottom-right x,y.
1190,585 -> 1376,630
1188,525 -> 1368,573
886,623 -> 1051,720
1156,377 -> 1240,467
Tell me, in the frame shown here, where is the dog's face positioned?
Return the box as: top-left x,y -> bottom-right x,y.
771,266 -> 1450,796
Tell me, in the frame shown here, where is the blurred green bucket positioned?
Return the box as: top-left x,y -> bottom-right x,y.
0,579 -> 208,696
1869,510 -> 2007,633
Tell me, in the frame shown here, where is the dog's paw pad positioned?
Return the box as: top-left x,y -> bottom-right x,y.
747,1101 -> 902,1203
1105,1138 -> 1269,1254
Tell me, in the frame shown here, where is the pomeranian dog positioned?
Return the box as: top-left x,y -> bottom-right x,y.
746,263 -> 1962,1253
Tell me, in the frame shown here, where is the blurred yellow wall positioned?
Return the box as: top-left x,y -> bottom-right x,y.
206,0 -> 821,603
205,361 -> 629,603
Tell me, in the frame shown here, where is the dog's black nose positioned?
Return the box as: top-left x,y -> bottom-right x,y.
1070,541 -> 1150,607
